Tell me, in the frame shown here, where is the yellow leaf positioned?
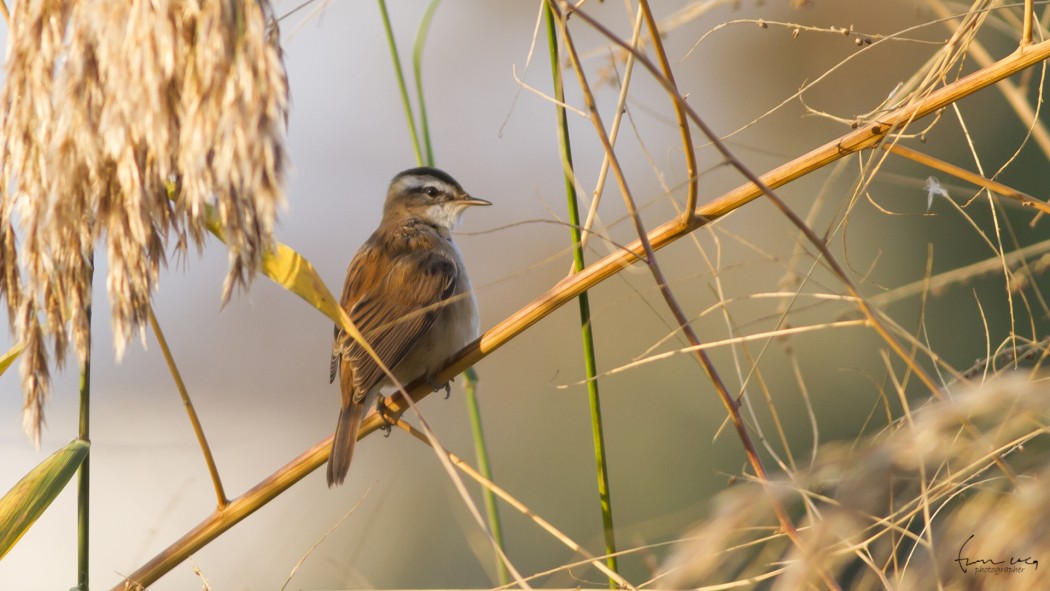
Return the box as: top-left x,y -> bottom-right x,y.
196,200 -> 392,382
258,242 -> 381,371
0,343 -> 22,377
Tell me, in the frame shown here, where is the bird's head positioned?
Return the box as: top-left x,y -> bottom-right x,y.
384,167 -> 490,231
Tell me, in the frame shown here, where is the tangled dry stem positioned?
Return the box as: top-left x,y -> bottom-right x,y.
0,0 -> 289,445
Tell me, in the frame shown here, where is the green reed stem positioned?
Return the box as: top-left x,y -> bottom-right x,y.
76,258 -> 93,591
378,0 -> 423,165
464,367 -> 508,585
412,0 -> 441,166
544,4 -> 618,583
386,1 -> 506,580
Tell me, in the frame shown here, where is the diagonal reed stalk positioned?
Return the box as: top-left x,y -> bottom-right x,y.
112,22 -> 1050,591
560,0 -> 1029,483
148,307 -> 228,507
635,1 -> 697,222
543,4 -> 618,584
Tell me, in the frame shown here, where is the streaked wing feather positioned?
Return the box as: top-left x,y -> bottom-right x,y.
342,248 -> 456,400
331,244 -> 382,390
329,324 -> 340,383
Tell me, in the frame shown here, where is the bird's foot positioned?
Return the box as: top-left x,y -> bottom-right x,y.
427,376 -> 452,399
375,396 -> 394,437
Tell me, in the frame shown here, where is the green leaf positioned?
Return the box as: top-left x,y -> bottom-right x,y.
0,342 -> 22,377
0,439 -> 89,560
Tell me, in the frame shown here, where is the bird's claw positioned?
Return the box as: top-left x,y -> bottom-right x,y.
376,397 -> 394,437
427,377 -> 452,399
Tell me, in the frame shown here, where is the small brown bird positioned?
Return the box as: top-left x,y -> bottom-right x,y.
327,167 -> 489,486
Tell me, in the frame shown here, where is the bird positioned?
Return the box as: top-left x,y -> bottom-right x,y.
327,167 -> 490,486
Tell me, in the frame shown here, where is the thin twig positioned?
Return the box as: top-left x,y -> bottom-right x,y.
148,307 -> 228,507
863,238 -> 1050,309
579,4 -> 642,254
1024,0 -> 1034,45
279,484 -> 373,591
637,0 -> 698,221
392,417 -> 636,590
885,143 -> 1050,215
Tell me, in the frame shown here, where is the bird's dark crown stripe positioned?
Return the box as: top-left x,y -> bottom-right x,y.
393,166 -> 462,190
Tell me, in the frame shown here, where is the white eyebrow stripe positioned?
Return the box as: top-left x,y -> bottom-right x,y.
403,177 -> 452,193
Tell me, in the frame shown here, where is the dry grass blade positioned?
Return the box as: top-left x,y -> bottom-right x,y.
636,0 -> 697,220
863,238 -> 1050,309
393,417 -> 635,590
280,484 -> 374,591
0,0 -> 289,444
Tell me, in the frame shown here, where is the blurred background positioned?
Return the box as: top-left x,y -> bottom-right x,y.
2,1 -> 1047,588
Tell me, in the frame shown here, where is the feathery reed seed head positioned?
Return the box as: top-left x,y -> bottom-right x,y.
0,0 -> 289,446
661,374 -> 1050,590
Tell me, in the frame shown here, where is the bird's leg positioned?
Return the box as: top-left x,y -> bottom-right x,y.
427,375 -> 452,399
375,396 -> 394,437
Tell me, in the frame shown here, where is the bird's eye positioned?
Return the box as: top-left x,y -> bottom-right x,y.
423,187 -> 440,198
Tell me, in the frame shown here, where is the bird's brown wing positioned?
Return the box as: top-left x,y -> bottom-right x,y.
334,243 -> 457,404
330,243 -> 385,385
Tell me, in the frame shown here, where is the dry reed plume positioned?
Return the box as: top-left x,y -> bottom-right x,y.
0,0 -> 289,445
661,373 -> 1050,590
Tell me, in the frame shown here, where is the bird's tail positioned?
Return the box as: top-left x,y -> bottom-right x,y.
327,401 -> 366,487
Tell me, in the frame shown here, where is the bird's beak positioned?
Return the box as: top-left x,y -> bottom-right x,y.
458,193 -> 492,207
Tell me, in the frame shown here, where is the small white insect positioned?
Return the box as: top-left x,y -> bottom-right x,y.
924,176 -> 950,212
